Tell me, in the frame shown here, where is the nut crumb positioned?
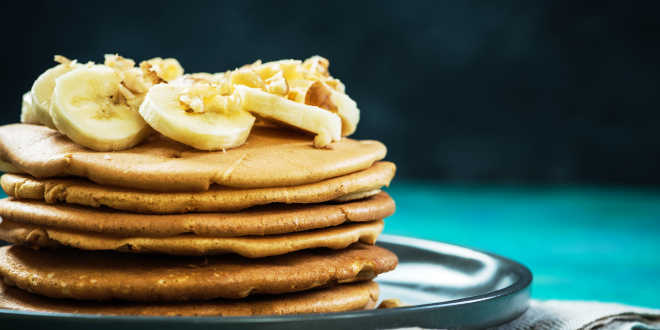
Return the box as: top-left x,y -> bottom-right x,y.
378,298 -> 405,309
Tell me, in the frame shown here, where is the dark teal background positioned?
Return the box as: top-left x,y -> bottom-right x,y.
3,0 -> 660,185
383,183 -> 660,309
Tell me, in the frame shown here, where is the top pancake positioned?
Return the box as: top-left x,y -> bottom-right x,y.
0,124 -> 387,192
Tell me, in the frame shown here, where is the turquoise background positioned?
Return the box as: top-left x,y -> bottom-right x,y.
1,184 -> 658,309
384,182 -> 660,309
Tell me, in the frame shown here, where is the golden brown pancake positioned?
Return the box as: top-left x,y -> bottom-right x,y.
0,280 -> 379,316
0,160 -> 19,174
334,189 -> 383,202
0,219 -> 385,257
0,124 -> 387,192
0,192 -> 394,237
1,162 -> 395,214
0,244 -> 396,302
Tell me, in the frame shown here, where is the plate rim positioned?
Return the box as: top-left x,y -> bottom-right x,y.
0,234 -> 532,326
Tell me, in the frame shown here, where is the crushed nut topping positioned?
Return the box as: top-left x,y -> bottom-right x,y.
378,298 -> 406,309
302,55 -> 330,78
177,77 -> 240,114
305,81 -> 337,111
105,54 -> 184,97
223,55 -> 343,101
141,57 -> 184,83
264,71 -> 289,96
230,68 -> 265,89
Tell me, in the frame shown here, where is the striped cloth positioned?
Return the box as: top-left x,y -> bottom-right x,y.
492,300 -> 660,330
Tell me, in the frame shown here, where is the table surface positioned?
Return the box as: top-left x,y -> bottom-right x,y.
385,182 -> 660,309
0,183 -> 658,309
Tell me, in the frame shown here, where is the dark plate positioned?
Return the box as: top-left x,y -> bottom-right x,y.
0,235 -> 532,329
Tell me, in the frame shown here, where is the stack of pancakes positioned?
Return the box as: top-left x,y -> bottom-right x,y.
0,124 -> 398,316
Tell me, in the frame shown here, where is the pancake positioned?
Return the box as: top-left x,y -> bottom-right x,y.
334,189 -> 383,202
1,162 -> 395,214
0,124 -> 387,192
0,192 -> 394,237
0,281 -> 379,316
0,244 -> 396,302
0,219 -> 385,257
0,159 -> 19,174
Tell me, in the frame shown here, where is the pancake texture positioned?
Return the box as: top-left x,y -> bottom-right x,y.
0,193 -> 394,237
0,219 -> 385,257
1,162 -> 395,214
334,189 -> 382,202
0,281 -> 379,316
0,160 -> 19,174
0,244 -> 396,301
0,124 -> 387,192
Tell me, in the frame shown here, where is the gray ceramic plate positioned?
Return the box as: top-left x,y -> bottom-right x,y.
0,235 -> 532,329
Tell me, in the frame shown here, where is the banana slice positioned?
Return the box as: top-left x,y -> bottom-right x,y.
235,85 -> 342,147
20,92 -> 41,125
31,60 -> 80,128
304,81 -> 360,136
327,88 -> 360,136
139,83 -> 255,150
50,65 -> 152,151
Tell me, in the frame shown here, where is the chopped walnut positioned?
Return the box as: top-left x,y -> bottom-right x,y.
54,55 -> 73,65
141,57 -> 184,83
224,56 -> 345,101
172,73 -> 215,85
323,77 -> 345,93
104,54 -> 136,72
253,64 -> 279,81
239,59 -> 262,70
287,90 -> 302,102
378,299 -> 405,309
230,68 -> 265,89
104,54 -> 153,96
305,81 -> 337,112
179,82 -> 213,113
178,80 -> 239,114
302,55 -> 330,78
287,79 -> 315,103
265,71 -> 289,96
179,94 -> 204,113
53,55 -> 83,72
122,68 -> 152,94
277,60 -> 304,81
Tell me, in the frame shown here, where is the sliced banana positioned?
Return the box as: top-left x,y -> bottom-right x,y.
327,87 -> 360,136
304,81 -> 360,136
139,83 -> 255,150
50,65 -> 152,151
235,85 -> 342,147
23,55 -> 357,151
20,92 -> 41,125
31,60 -> 80,128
